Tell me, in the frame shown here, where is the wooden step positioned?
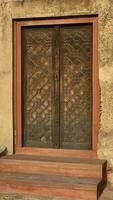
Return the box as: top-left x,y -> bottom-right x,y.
0,171 -> 102,200
0,154 -> 107,181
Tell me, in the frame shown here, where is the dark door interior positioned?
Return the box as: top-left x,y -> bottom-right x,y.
22,23 -> 92,150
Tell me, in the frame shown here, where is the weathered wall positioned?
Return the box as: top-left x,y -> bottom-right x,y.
0,0 -> 113,184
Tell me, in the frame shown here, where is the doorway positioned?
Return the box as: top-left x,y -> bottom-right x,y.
14,16 -> 99,154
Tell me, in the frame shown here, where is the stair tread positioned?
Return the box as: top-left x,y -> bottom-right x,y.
2,154 -> 106,165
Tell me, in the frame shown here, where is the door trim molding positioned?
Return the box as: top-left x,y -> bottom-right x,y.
13,15 -> 99,157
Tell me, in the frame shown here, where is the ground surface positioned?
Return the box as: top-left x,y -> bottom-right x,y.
99,186 -> 113,200
0,186 -> 112,200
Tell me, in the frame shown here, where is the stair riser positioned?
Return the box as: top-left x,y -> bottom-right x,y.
0,181 -> 97,200
0,161 -> 102,179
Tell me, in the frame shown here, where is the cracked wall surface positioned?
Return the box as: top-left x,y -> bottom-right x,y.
0,0 -> 113,184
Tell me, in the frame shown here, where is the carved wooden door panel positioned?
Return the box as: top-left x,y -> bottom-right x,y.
22,27 -> 55,148
21,24 -> 92,149
60,25 -> 92,149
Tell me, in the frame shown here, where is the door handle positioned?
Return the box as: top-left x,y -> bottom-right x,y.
55,71 -> 59,81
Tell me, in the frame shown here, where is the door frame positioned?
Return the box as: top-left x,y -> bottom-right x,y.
13,15 -> 99,157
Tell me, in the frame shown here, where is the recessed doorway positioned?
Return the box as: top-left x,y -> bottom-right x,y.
14,16 -> 99,155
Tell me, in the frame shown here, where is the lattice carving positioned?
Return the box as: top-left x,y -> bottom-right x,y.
22,24 -> 93,149
22,27 -> 53,147
62,25 -> 92,149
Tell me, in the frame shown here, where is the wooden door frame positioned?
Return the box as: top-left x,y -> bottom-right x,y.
13,15 -> 99,158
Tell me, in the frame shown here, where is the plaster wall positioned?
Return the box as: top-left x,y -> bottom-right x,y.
0,0 -> 113,184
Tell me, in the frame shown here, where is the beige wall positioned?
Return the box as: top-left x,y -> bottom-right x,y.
0,0 -> 113,184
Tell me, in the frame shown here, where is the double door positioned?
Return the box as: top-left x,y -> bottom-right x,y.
22,23 -> 92,149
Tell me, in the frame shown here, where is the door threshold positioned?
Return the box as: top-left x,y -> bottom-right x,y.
15,147 -> 97,159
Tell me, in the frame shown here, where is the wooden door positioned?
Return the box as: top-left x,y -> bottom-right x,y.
21,24 -> 92,150
14,16 -> 99,155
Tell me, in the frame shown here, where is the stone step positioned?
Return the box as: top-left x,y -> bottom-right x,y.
0,154 -> 107,181
0,171 -> 101,200
0,154 -> 107,199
